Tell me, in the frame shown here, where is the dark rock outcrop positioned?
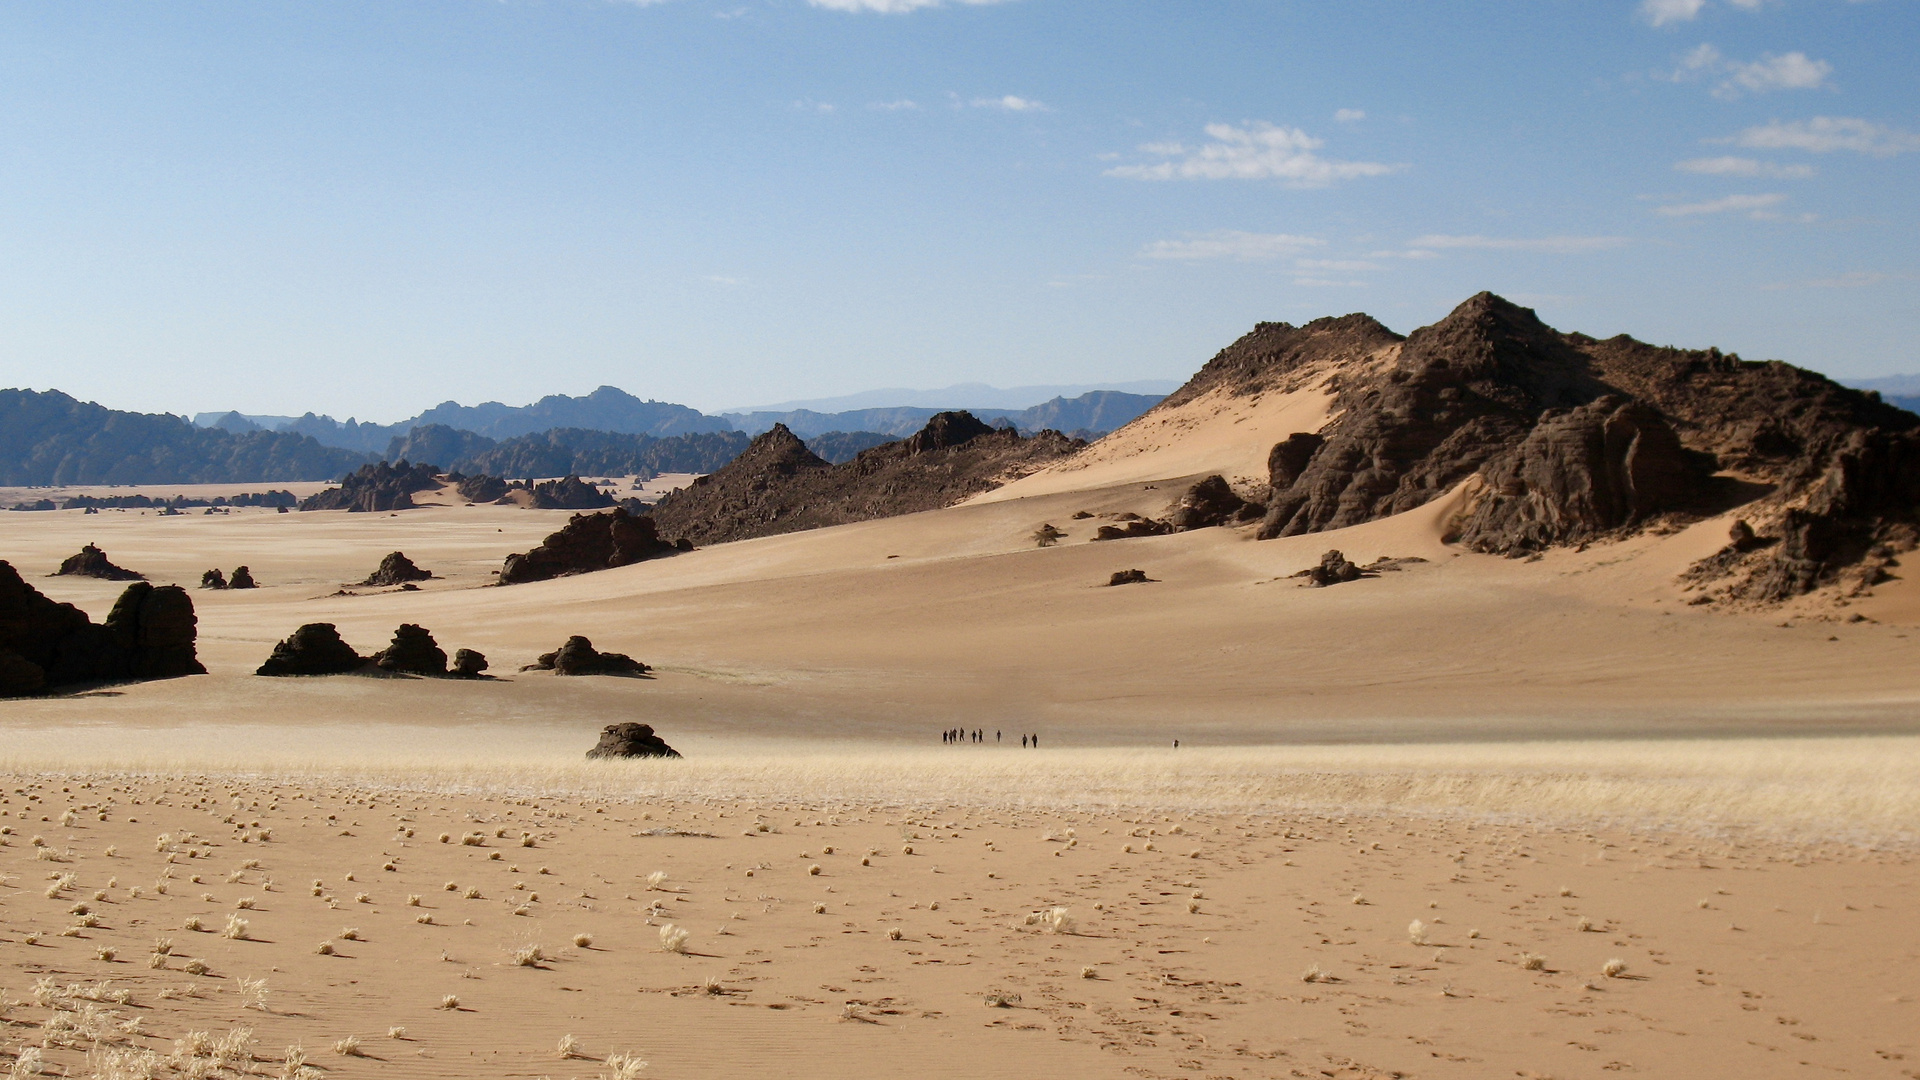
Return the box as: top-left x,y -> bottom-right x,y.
300,460 -> 442,513
362,552 -> 432,587
1,561 -> 206,694
200,569 -> 228,589
528,475 -> 616,510
524,636 -> 650,676
256,623 -> 366,676
1108,569 -> 1151,586
498,508 -> 681,585
451,648 -> 489,678
1093,518 -> 1174,541
586,722 -> 681,759
54,544 -> 144,581
1168,475 -> 1260,530
373,623 -> 448,676
647,416 -> 1082,546
228,566 -> 256,590
1295,550 -> 1368,587
455,473 -> 509,503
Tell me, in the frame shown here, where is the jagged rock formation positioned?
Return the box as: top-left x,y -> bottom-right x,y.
1093,517 -> 1174,541
373,624 -> 448,676
256,623 -> 366,676
54,544 -> 144,581
1108,569 -> 1151,586
451,648 -> 489,678
300,460 -> 442,512
528,475 -> 615,510
498,508 -> 683,585
1168,475 -> 1260,530
1295,550 -> 1368,587
1,562 -> 205,695
228,566 -> 256,589
524,636 -> 650,676
1185,292 -> 1919,601
200,569 -> 228,589
362,552 -> 432,587
586,722 -> 681,759
454,473 -> 509,503
648,415 -> 1082,546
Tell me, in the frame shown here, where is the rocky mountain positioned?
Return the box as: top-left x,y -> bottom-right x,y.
299,461 -> 443,512
718,390 -> 1164,439
387,426 -> 753,481
1,389 -> 369,485
1150,292 -> 1918,604
647,412 -> 1083,545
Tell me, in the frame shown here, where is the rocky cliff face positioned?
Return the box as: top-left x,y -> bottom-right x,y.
648,414 -> 1082,546
1,562 -> 204,695
1168,292 -> 1917,602
300,460 -> 443,512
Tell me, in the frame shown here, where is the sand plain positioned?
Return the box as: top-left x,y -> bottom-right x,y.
6,412 -> 1920,1077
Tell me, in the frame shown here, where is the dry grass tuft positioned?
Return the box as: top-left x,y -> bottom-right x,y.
1408,919 -> 1429,945
558,1034 -> 583,1060
1602,957 -> 1629,978
1521,952 -> 1547,971
511,944 -> 544,967
573,932 -> 593,948
222,915 -> 250,941
659,924 -> 690,954
331,1035 -> 362,1057
1302,963 -> 1330,983
438,994 -> 459,1010
603,1051 -> 647,1080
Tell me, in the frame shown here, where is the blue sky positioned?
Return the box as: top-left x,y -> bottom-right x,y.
0,0 -> 1914,419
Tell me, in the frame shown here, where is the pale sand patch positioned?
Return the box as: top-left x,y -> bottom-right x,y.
2,745 -> 1916,1079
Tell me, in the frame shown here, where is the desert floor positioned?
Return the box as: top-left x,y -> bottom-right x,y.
5,460 -> 1920,1077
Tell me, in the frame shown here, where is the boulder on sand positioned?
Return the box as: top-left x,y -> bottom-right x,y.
450,648 -> 489,678
529,475 -> 616,510
228,566 -> 257,589
586,722 -> 681,759
1168,475 -> 1261,530
54,544 -> 144,581
523,635 -> 650,676
1107,569 -> 1152,586
1295,549 -> 1368,588
200,569 -> 228,590
373,623 -> 448,676
2,561 -> 205,694
256,623 -> 366,676
362,551 -> 433,587
498,507 -> 680,585
105,583 -> 206,680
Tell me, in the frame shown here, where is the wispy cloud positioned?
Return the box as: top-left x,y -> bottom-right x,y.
970,95 -> 1047,112
1139,231 -> 1325,262
868,99 -> 919,111
1675,155 -> 1815,178
1669,44 -> 1831,99
1726,117 -> 1920,156
1640,0 -> 1708,26
808,0 -> 1015,11
1295,258 -> 1380,272
1106,122 -> 1398,187
1334,108 -> 1366,123
1653,192 -> 1786,216
1406,235 -> 1631,254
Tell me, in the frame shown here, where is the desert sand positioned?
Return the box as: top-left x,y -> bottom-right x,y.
7,384 -> 1920,1077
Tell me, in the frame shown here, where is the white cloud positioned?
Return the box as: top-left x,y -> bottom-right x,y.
1675,155 -> 1815,178
868,99 -> 919,111
1641,0 -> 1708,26
971,95 -> 1046,112
1334,108 -> 1366,123
808,0 -> 1014,11
1406,234 -> 1632,254
1728,116 -> 1920,156
1106,122 -> 1399,187
1671,44 -> 1831,99
1139,231 -> 1325,262
1653,192 -> 1787,216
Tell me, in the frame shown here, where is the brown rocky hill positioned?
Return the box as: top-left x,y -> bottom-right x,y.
648,414 -> 1083,545
1136,292 -> 1917,603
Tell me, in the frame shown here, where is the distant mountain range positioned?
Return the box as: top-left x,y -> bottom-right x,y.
719,379 -> 1180,415
1840,375 -> 1920,414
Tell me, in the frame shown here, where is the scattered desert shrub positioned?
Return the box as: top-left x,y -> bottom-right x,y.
573,933 -> 593,948
659,924 -> 690,954
1521,952 -> 1546,971
1602,957 -> 1628,978
438,995 -> 459,1010
1408,919 -> 1429,945
558,1034 -> 582,1060
1302,963 -> 1329,983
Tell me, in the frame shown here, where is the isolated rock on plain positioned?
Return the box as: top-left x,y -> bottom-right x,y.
586,722 -> 681,759
256,623 -> 366,677
362,551 -> 432,587
525,635 -> 650,676
54,544 -> 144,581
373,623 -> 449,676
498,507 -> 681,585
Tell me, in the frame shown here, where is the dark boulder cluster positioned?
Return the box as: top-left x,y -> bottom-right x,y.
1294,550 -> 1368,588
255,622 -> 487,678
523,636 -> 649,676
529,475 -> 615,510
361,551 -> 432,587
454,473 -> 510,503
1107,569 -> 1152,586
498,507 -> 685,585
1093,516 -> 1174,541
1168,475 -> 1261,530
199,566 -> 256,590
1,561 -> 205,696
586,722 -> 680,759
300,460 -> 443,513
54,544 -> 144,581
